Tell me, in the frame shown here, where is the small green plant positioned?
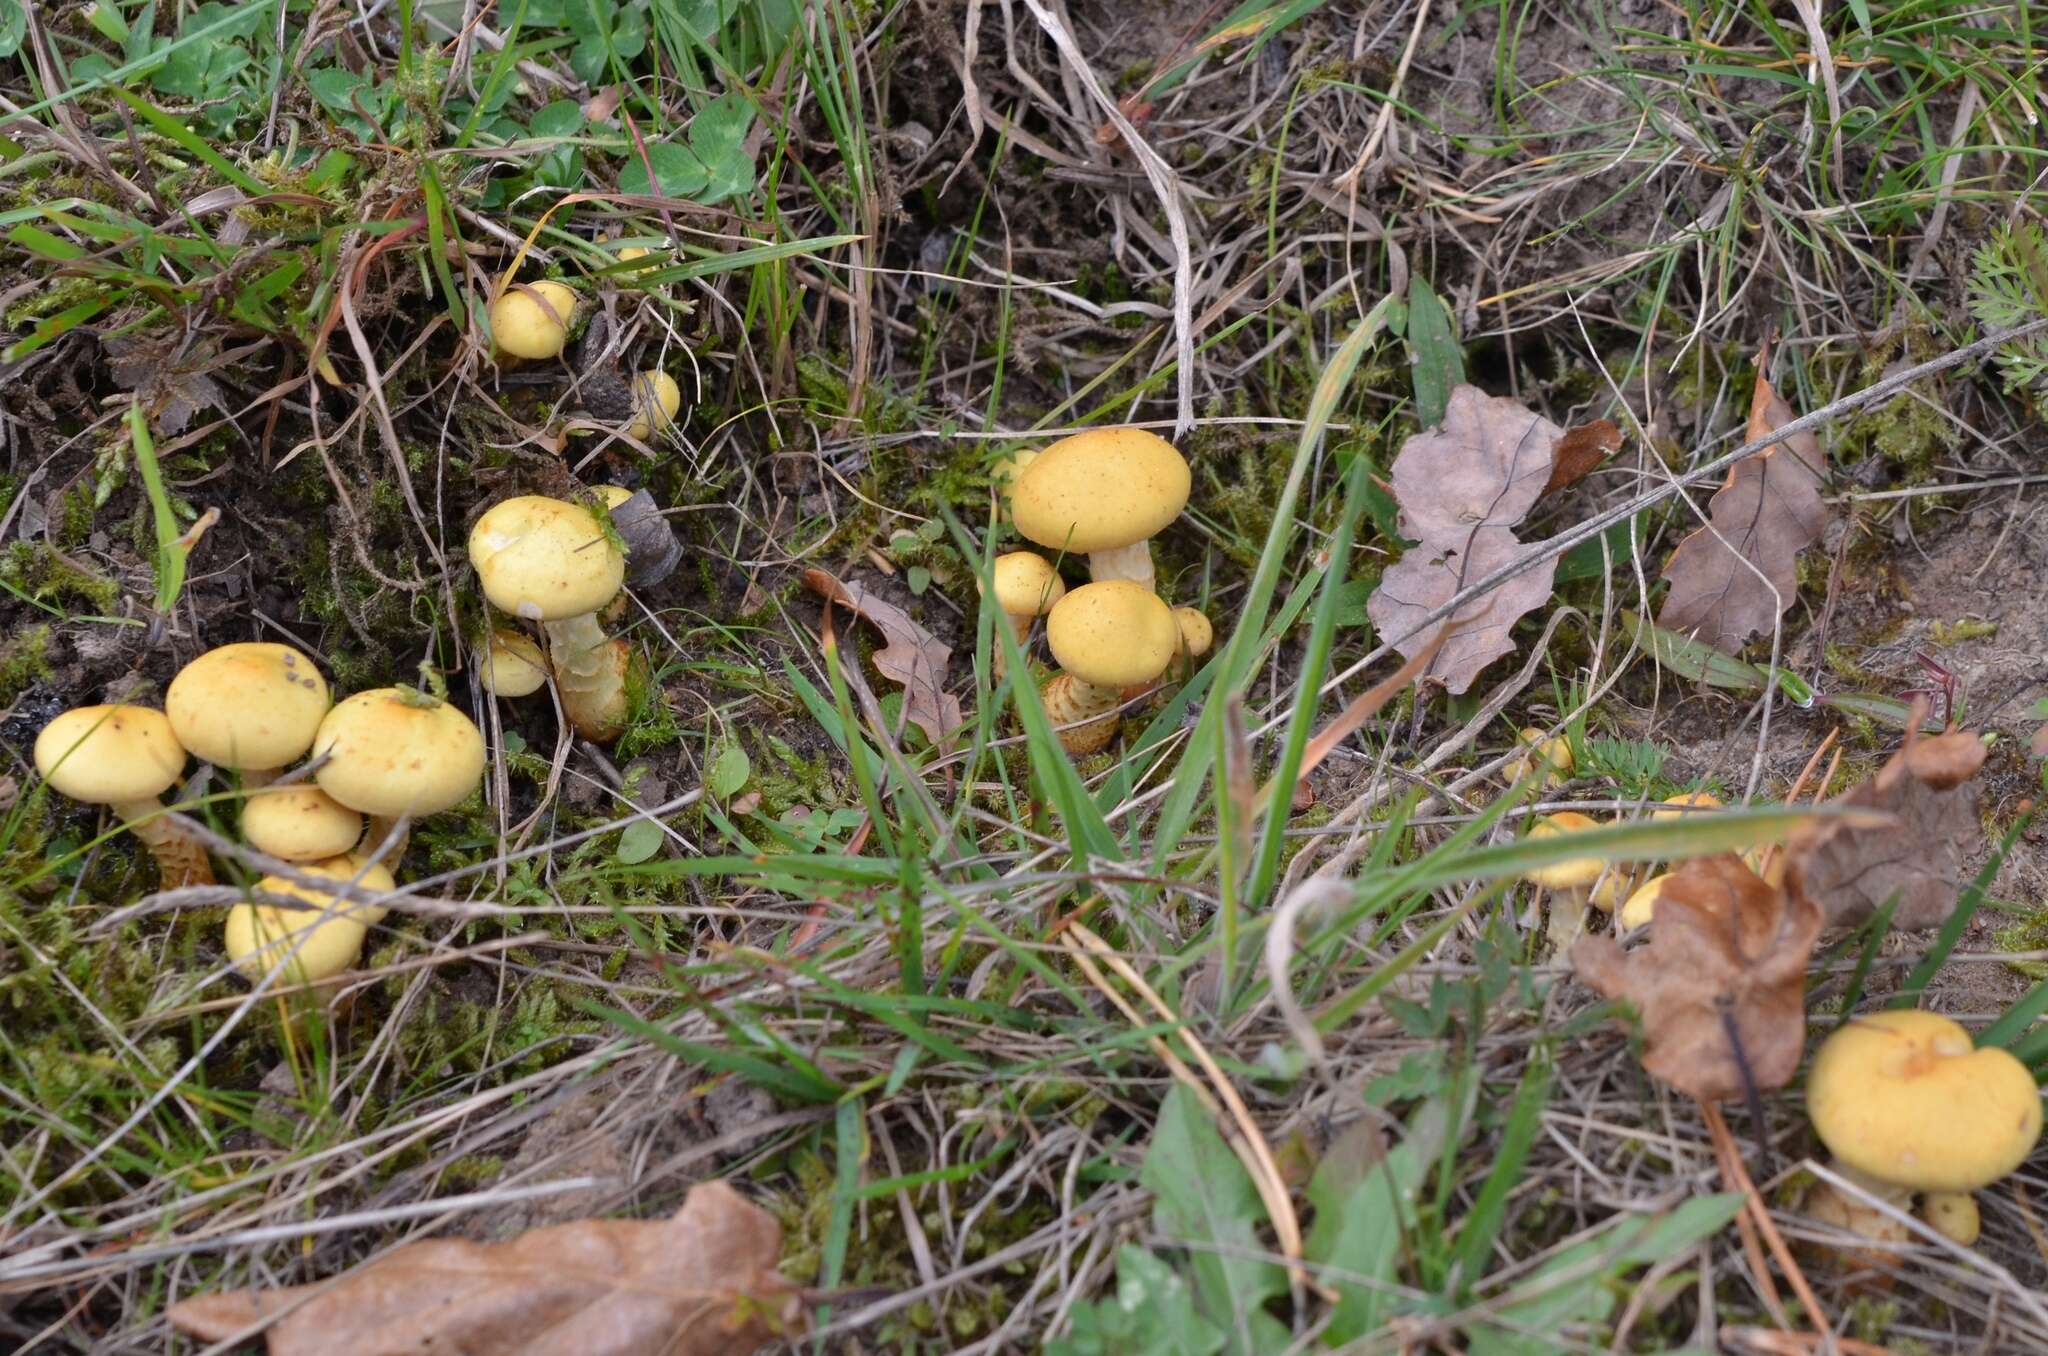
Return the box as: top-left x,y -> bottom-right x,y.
1580,736 -> 1667,795
1967,221 -> 2048,393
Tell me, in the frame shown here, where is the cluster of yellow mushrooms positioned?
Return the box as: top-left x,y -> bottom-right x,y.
31,645 -> 485,987
1508,730 -> 2043,1262
988,427 -> 1213,755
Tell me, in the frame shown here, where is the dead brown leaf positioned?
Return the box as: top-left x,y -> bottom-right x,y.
165,1182 -> 799,1356
1780,725 -> 1987,930
1541,419 -> 1624,498
1365,385 -> 1565,693
1657,344 -> 1827,655
1573,854 -> 1820,1103
802,568 -> 964,745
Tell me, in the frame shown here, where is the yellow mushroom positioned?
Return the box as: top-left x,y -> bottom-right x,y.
313,689 -> 485,868
1040,581 -> 1180,755
1618,872 -> 1671,929
166,642 -> 331,784
984,552 -> 1066,681
490,279 -> 578,360
241,784 -> 364,863
481,628 -> 550,698
1503,727 -> 1574,788
1920,1192 -> 1980,1246
225,855 -> 396,985
624,370 -> 681,440
1010,428 -> 1190,591
1524,812 -> 1630,952
34,705 -> 212,888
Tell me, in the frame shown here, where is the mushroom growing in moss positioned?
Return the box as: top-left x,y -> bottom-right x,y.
624,371 -> 681,440
166,642 -> 331,785
490,279 -> 578,360
312,688 -> 486,867
984,551 -> 1066,681
241,784 -> 363,863
1804,1010 -> 2041,1260
1040,580 -> 1180,755
481,628 -> 550,698
226,855 -> 396,986
469,494 -> 630,741
1011,427 -> 1190,590
34,705 -> 212,887
1503,727 -> 1574,788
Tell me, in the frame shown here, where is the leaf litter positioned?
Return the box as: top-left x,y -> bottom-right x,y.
1367,384 -> 1617,693
802,567 -> 964,745
1657,340 -> 1828,655
165,1181 -> 799,1356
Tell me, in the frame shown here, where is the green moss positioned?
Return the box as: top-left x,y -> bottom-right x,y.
1930,618 -> 1997,646
0,623 -> 53,704
0,542 -> 120,611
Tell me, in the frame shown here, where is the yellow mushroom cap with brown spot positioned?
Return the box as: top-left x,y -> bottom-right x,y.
1807,1010 -> 2042,1193
490,279 -> 577,360
242,784 -> 363,862
989,552 -> 1067,618
34,705 -> 187,805
312,689 -> 486,819
166,643 -> 331,770
468,495 -> 625,622
1523,812 -> 1608,890
1045,581 -> 1180,689
1011,427 -> 1190,554
1173,607 -> 1214,659
1921,1192 -> 1981,1246
482,629 -> 549,698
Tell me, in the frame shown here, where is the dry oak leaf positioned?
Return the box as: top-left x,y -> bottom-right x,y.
802,568 -> 964,745
1781,726 -> 1987,930
165,1181 -> 799,1356
1572,854 -> 1820,1103
1657,346 -> 1827,655
1366,384 -> 1566,693
1540,419 -> 1624,498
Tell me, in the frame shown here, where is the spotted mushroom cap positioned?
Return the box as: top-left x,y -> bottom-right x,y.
166,643 -> 331,770
1044,580 -> 1179,689
1011,427 -> 1190,555
312,689 -> 486,819
989,552 -> 1067,618
242,784 -> 364,862
468,495 -> 626,622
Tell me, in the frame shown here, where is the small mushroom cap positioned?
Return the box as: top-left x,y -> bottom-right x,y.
1173,606 -> 1213,659
490,279 -> 577,359
992,448 -> 1039,493
34,705 -> 187,806
1807,1010 -> 2042,1193
227,858 -> 387,985
1045,581 -> 1180,689
596,484 -> 635,510
1619,872 -> 1671,929
1651,791 -> 1722,818
1011,427 -> 1190,554
1524,812 -> 1608,890
242,784 -> 364,861
468,495 -> 625,622
166,643 -> 331,770
989,552 -> 1067,617
312,689 -> 486,818
482,629 -> 549,698
624,371 -> 681,439
1921,1192 -> 1981,1246
1505,727 -> 1573,786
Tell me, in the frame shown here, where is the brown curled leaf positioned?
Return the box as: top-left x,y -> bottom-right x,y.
1366,385 -> 1565,693
802,568 -> 964,746
1573,854 -> 1820,1103
165,1182 -> 800,1356
1657,343 -> 1827,655
1540,419 -> 1623,498
1780,725 -> 1988,930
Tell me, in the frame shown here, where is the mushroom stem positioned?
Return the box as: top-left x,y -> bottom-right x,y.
111,798 -> 215,888
1040,673 -> 1123,755
361,816 -> 410,871
1804,1161 -> 1913,1266
993,611 -> 1033,682
542,612 -> 630,741
238,767 -> 280,789
1085,541 -> 1156,591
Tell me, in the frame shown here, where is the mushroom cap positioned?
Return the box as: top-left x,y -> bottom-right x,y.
1619,872 -> 1671,929
1010,427 -> 1190,554
34,705 -> 187,806
242,784 -> 363,861
1045,581 -> 1180,689
1921,1192 -> 1981,1246
1524,812 -> 1608,890
992,447 -> 1040,493
166,643 -> 331,770
1652,791 -> 1722,819
312,689 -> 486,818
468,495 -> 625,622
989,552 -> 1067,618
482,629 -> 549,698
226,859 -> 381,985
490,279 -> 578,359
1173,606 -> 1214,659
625,371 -> 681,439
1807,1010 -> 2042,1192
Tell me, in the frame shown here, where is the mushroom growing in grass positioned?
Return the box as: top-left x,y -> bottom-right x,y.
226,855 -> 397,986
624,371 -> 681,441
1040,580 -> 1180,755
1804,1010 -> 2041,1259
1172,607 -> 1213,664
1503,727 -> 1574,788
481,628 -> 550,698
1523,812 -> 1632,952
35,705 -> 213,887
469,495 -> 630,741
984,551 -> 1066,681
241,784 -> 363,863
313,688 -> 486,868
1011,427 -> 1190,590
166,642 -> 331,785
490,279 -> 578,360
